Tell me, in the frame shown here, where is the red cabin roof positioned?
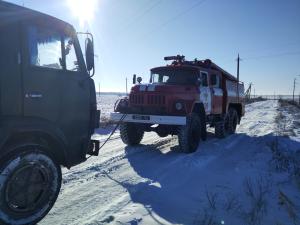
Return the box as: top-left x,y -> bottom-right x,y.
152,55 -> 239,82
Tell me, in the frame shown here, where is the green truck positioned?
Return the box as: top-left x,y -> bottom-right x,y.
0,2 -> 100,224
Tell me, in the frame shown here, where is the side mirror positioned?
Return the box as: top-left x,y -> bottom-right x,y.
85,37 -> 94,73
137,77 -> 142,84
133,74 -> 136,84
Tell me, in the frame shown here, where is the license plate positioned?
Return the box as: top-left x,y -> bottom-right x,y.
132,115 -> 150,120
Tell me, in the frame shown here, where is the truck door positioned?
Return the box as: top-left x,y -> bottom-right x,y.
210,73 -> 223,114
22,24 -> 62,122
59,32 -> 91,152
22,22 -> 90,153
199,71 -> 211,114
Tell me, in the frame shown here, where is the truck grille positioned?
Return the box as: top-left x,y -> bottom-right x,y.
147,95 -> 165,105
130,94 -> 165,106
130,94 -> 144,104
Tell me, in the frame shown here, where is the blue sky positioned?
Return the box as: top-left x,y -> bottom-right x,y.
8,0 -> 300,94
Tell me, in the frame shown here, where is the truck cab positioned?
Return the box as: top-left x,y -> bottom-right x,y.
111,55 -> 245,153
0,2 -> 99,224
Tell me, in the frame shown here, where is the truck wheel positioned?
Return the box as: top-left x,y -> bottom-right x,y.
120,123 -> 144,145
0,146 -> 62,225
228,108 -> 238,134
215,112 -> 230,138
178,113 -> 201,153
199,110 -> 207,141
215,121 -> 226,138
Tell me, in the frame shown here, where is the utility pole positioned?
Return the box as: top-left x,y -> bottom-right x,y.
126,77 -> 128,96
237,54 -> 240,82
297,75 -> 300,105
292,78 -> 296,103
98,82 -> 100,97
236,54 -> 240,101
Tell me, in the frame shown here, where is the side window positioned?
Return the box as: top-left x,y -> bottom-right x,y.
200,71 -> 208,87
162,76 -> 169,83
27,26 -> 63,69
210,74 -> 221,88
151,73 -> 160,83
64,36 -> 80,71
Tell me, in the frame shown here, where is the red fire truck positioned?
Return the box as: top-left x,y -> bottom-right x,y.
111,55 -> 245,153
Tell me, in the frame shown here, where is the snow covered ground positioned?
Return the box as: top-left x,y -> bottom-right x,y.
96,94 -> 124,122
39,99 -> 300,225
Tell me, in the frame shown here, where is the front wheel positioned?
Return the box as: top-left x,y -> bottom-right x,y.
120,123 -> 144,145
0,146 -> 62,225
178,113 -> 201,153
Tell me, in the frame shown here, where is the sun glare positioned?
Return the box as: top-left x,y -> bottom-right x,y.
67,0 -> 98,27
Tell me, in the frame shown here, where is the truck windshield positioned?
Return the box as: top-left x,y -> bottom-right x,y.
151,68 -> 198,85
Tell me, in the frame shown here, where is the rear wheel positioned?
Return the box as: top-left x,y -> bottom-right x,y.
215,108 -> 238,138
199,109 -> 207,141
0,145 -> 62,225
178,113 -> 201,153
215,120 -> 227,138
215,111 -> 230,138
120,122 -> 144,145
228,108 -> 238,134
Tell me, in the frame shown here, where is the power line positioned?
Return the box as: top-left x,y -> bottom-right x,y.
117,0 -> 163,34
221,49 -> 300,63
139,0 -> 208,40
242,50 -> 300,61
237,41 -> 300,56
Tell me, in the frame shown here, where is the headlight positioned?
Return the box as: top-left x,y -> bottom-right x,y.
175,102 -> 183,110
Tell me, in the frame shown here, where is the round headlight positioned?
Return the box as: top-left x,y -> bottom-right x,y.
175,102 -> 183,110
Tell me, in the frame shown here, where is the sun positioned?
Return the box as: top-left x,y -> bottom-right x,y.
67,0 -> 98,27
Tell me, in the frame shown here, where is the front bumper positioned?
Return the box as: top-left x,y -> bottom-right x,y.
110,112 -> 186,125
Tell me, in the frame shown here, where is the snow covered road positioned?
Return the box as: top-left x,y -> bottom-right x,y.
39,100 -> 300,225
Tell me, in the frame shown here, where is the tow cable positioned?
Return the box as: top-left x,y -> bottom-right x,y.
88,113 -> 127,159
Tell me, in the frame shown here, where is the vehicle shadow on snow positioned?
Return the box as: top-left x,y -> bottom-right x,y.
105,133 -> 300,224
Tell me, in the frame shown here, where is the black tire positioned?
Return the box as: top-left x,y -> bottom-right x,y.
199,109 -> 207,141
178,113 -> 201,153
215,108 -> 238,138
0,145 -> 62,225
228,108 -> 238,134
120,122 -> 144,145
215,111 -> 230,138
215,121 -> 226,138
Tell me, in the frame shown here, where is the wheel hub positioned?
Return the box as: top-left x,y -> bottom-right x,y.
5,162 -> 50,213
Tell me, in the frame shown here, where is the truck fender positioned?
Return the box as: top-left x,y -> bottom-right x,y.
0,125 -> 69,167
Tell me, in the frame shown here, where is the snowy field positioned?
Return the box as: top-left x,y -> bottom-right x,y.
96,94 -> 126,122
39,98 -> 300,225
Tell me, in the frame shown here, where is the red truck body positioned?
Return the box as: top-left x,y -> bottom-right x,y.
111,55 -> 245,153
